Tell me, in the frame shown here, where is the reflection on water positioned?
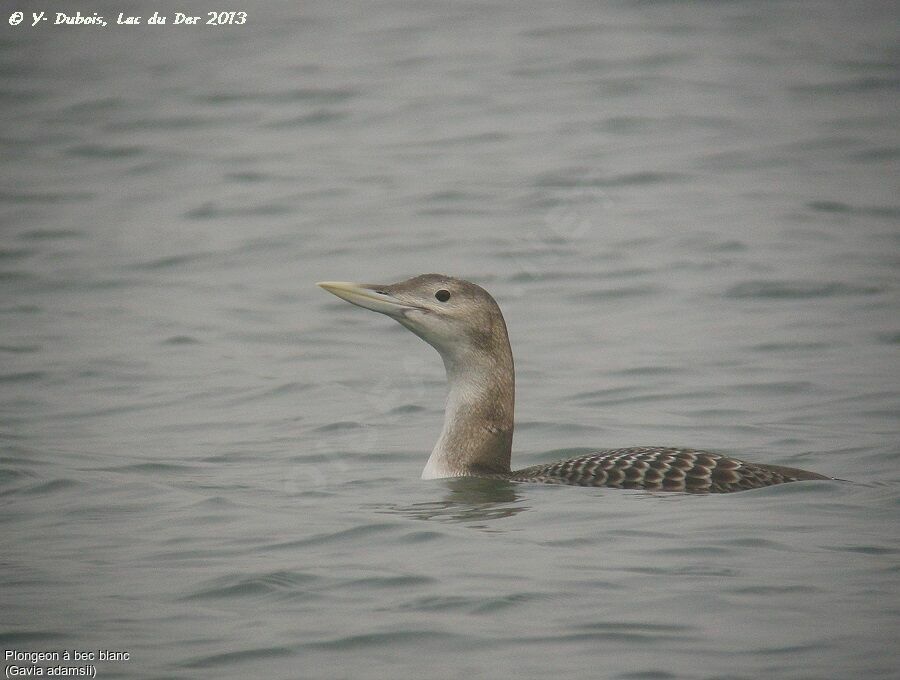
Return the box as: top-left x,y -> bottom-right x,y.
372,477 -> 528,525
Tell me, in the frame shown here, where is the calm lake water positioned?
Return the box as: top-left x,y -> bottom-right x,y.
2,1 -> 898,678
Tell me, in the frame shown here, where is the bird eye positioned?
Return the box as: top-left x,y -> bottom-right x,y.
435,289 -> 451,302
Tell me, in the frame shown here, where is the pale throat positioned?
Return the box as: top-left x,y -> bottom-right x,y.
421,344 -> 515,479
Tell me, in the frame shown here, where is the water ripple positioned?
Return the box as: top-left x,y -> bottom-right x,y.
180,645 -> 295,669
726,280 -> 883,299
183,570 -> 319,601
303,630 -> 464,651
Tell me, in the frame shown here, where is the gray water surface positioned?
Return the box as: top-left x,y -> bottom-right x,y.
2,1 -> 899,678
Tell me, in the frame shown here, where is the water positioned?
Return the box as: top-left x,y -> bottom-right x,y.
2,1 -> 898,678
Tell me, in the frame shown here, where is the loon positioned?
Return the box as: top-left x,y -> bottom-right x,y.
317,274 -> 830,493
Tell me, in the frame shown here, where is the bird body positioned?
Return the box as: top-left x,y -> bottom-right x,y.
318,274 -> 830,493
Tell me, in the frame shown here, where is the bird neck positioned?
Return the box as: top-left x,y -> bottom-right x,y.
422,339 -> 515,479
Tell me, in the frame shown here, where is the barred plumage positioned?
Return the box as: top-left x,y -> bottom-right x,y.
503,447 -> 829,493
